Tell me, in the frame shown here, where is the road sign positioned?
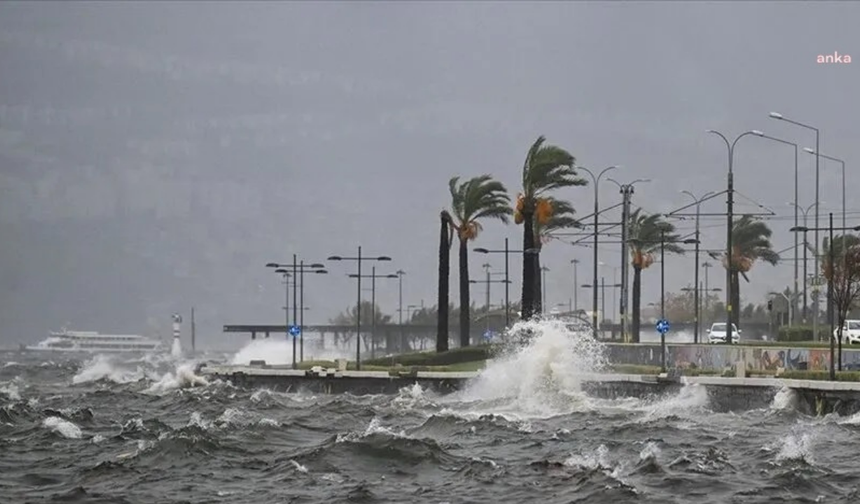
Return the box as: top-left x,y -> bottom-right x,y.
289,325 -> 301,337
656,319 -> 670,334
483,330 -> 494,341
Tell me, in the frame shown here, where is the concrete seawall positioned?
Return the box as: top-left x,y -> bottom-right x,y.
200,364 -> 860,417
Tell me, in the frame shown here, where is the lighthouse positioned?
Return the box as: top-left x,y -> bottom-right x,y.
171,313 -> 183,358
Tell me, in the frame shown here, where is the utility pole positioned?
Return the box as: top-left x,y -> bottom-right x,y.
571,258 -> 580,314
191,307 -> 196,353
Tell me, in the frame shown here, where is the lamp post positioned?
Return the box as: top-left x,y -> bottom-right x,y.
267,261 -> 326,367
470,277 -> 513,335
702,262 -> 713,319
299,263 -> 327,362
681,286 -> 722,338
474,241 -> 538,328
577,165 -> 618,339
790,217 -> 860,379
706,128 -> 758,346
580,280 -> 622,336
541,266 -> 550,310
607,177 -> 650,342
273,268 -> 291,345
770,112 -> 820,339
681,190 -> 714,343
570,259 -> 580,314
327,247 -> 392,370
396,269 -> 405,354
752,130 -> 799,323
804,147 -> 846,325
791,202 -> 819,322
348,267 -> 399,359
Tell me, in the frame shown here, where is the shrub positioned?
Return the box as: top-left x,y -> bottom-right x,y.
364,344 -> 497,367
777,325 -> 815,342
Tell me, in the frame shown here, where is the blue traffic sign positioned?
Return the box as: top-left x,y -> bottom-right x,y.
483,330 -> 495,341
289,325 -> 301,337
656,319 -> 670,334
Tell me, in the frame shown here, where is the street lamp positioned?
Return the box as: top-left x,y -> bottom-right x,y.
348,267 -> 399,359
790,202 -> 819,322
680,190 -> 715,343
804,147 -> 846,324
327,247 -> 392,370
541,266 -> 550,310
751,130 -> 800,323
581,279 -> 622,334
770,111 -> 821,340
607,177 -> 650,342
706,128 -> 758,348
396,269 -> 405,354
268,260 -> 326,367
570,259 -> 580,314
474,241 -> 538,328
577,165 -> 618,339
790,216 -> 860,378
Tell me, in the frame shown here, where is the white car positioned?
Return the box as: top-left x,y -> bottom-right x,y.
833,320 -> 860,344
707,322 -> 741,344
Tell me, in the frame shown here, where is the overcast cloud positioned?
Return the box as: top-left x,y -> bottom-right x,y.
1,1 -> 857,348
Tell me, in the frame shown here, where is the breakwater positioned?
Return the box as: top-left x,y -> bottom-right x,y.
606,342 -> 860,372
199,363 -> 860,416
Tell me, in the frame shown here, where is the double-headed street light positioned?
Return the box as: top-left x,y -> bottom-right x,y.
770,111 -> 821,340
474,240 -> 538,328
327,247 -> 392,370
578,165 -> 619,339
706,128 -> 758,348
751,130 -> 800,323
348,267 -> 398,359
267,260 -> 326,367
790,216 -> 860,379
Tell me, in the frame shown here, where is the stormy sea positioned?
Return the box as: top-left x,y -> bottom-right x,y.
2,321 -> 860,504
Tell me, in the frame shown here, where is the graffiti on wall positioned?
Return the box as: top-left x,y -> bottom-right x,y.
606,343 -> 860,372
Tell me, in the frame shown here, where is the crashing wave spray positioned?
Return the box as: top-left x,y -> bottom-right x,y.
171,313 -> 182,359
456,318 -> 608,415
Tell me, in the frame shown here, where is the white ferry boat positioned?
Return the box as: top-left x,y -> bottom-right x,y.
25,329 -> 165,354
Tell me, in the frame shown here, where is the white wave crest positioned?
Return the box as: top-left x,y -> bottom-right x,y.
72,355 -> 147,385
0,382 -> 21,401
454,318 -> 607,416
146,363 -> 208,393
771,387 -> 798,411
43,416 -> 82,439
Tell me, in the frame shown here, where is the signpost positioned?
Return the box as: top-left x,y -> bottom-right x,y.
656,319 -> 670,371
289,325 -> 301,338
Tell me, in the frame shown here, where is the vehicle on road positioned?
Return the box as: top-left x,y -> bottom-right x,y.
707,322 -> 740,344
833,320 -> 860,345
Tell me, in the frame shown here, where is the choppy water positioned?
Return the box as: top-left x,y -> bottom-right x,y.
3,321 -> 860,503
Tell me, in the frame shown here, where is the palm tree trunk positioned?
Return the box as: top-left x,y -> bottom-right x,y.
632,266 -> 642,343
436,212 -> 450,353
459,238 -> 471,347
521,210 -> 536,320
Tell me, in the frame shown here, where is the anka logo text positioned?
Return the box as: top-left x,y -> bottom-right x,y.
817,51 -> 851,64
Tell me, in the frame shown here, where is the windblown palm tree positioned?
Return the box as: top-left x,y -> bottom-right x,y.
515,136 -> 583,320
627,209 -> 684,342
449,175 -> 511,347
720,215 -> 779,328
532,198 -> 579,311
437,210 -> 454,353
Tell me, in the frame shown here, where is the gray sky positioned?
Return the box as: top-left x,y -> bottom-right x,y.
1,1 -> 858,348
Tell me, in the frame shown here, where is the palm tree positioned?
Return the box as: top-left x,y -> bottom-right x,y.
627,209 -> 684,342
532,198 -> 579,311
449,175 -> 511,347
436,210 -> 454,353
721,215 -> 779,328
515,136 -> 582,319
